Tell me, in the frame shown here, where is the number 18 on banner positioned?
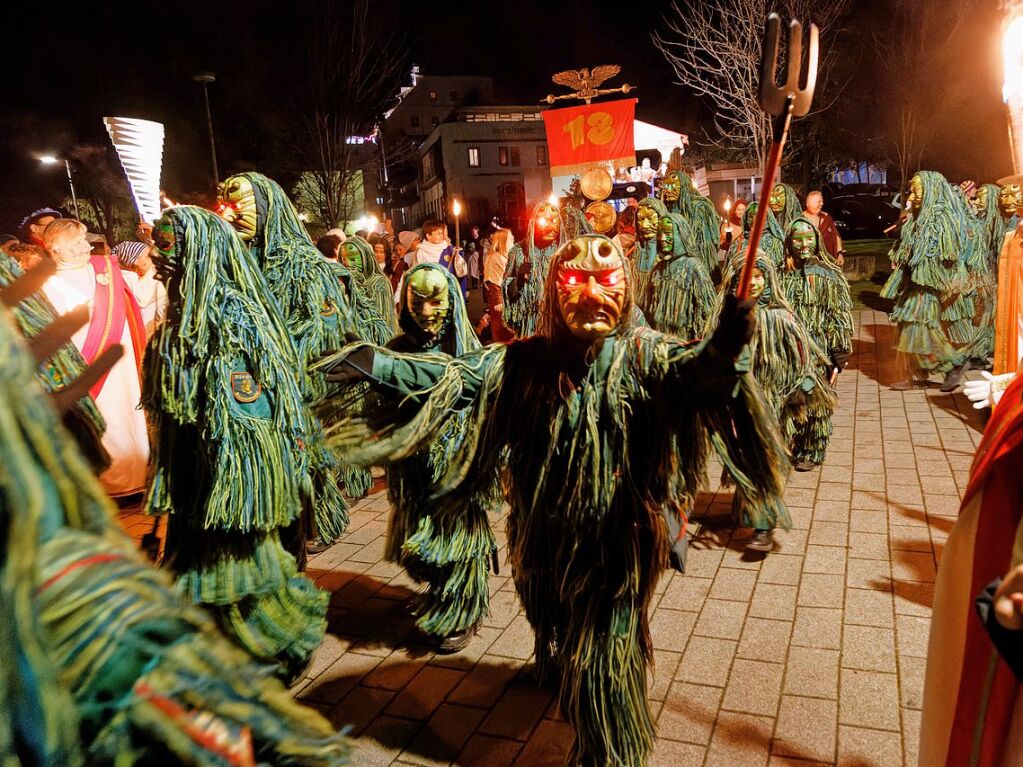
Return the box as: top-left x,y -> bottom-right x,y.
542,98 -> 637,177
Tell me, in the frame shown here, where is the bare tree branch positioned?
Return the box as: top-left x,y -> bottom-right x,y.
287,0 -> 405,229
652,0 -> 851,165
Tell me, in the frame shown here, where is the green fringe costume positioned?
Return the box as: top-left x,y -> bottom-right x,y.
381,264 -> 498,638
223,172 -> 389,503
722,254 -> 833,524
643,212 -> 716,342
143,206 -> 328,678
780,216 -> 852,465
343,235 -> 399,337
960,184 -> 1015,363
0,303 -> 349,766
659,170 -> 722,282
316,234 -> 789,767
0,250 -> 108,469
501,201 -> 592,337
879,171 -> 970,375
633,197 -> 669,305
725,202 -> 786,271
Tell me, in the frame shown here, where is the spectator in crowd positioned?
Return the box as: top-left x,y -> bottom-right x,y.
466,241 -> 481,289
113,240 -> 168,335
316,233 -> 343,261
391,231 -> 417,291
804,190 -> 845,265
484,227 -> 514,341
372,238 -> 391,276
324,227 -> 347,245
42,219 -> 153,497
721,198 -> 748,250
20,208 -> 62,247
87,233 -> 110,256
6,242 -> 48,270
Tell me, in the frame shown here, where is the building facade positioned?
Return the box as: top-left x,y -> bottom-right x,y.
395,106 -> 552,234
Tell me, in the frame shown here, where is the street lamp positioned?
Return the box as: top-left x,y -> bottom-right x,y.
39,155 -> 79,218
193,72 -> 219,184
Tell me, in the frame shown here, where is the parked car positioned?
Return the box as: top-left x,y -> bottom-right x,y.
826,194 -> 902,239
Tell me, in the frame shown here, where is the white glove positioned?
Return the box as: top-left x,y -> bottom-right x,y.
963,371 -> 1015,409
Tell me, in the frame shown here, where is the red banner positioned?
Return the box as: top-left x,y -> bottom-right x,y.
542,99 -> 637,177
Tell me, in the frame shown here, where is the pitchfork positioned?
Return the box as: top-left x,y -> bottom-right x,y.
736,13 -> 819,299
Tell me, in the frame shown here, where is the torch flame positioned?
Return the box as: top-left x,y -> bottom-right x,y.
452,199 -> 461,217
1004,14 -> 1023,102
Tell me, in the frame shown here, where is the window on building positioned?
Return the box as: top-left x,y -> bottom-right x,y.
450,90 -> 458,101
537,146 -> 548,166
431,116 -> 440,127
429,90 -> 438,101
411,115 -> 420,128
498,146 -> 509,166
467,147 -> 481,167
510,147 -> 521,167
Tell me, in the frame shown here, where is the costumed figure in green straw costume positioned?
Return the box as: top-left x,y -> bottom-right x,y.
959,183 -> 1021,368
768,182 -> 804,231
645,212 -> 716,341
880,171 -> 970,388
633,196 -> 668,309
0,300 -> 350,766
372,263 -> 498,651
219,172 -> 373,519
659,169 -> 722,282
502,199 -> 592,337
780,215 -> 852,470
342,235 -> 400,337
144,206 -> 328,680
725,201 -> 786,272
315,233 -> 789,766
720,252 -> 830,552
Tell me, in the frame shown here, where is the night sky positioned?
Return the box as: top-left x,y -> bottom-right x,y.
0,0 -> 1011,233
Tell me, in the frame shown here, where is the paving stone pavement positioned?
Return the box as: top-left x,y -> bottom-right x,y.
119,309 -> 983,766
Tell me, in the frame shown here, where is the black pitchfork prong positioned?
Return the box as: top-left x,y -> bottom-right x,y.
736,13 -> 820,301
758,14 -> 819,119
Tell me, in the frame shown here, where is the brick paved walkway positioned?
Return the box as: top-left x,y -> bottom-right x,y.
120,309 -> 982,766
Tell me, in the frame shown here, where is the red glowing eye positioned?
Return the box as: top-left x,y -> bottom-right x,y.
567,275 -> 578,285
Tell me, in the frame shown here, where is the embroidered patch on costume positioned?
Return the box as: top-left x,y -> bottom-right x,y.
96,272 -> 110,286
230,372 -> 261,403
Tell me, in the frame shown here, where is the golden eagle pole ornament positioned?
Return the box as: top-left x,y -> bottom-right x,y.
736,14 -> 819,299
542,65 -> 635,105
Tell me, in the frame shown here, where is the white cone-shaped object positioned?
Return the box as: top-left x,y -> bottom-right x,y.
103,117 -> 164,224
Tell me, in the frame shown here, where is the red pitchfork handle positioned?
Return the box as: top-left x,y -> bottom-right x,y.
736,14 -> 819,300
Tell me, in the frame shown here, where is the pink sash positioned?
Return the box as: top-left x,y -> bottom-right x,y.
81,255 -> 146,399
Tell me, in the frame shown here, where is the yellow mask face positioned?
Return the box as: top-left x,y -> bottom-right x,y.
406,268 -> 450,337
556,237 -> 628,342
998,184 -> 1023,218
661,173 -> 681,203
217,175 -> 258,242
657,216 -> 674,255
906,175 -> 924,213
769,184 -> 787,213
976,185 -> 990,215
637,206 -> 659,241
534,203 -> 561,247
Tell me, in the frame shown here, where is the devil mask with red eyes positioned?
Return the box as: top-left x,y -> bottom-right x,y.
541,234 -> 631,342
